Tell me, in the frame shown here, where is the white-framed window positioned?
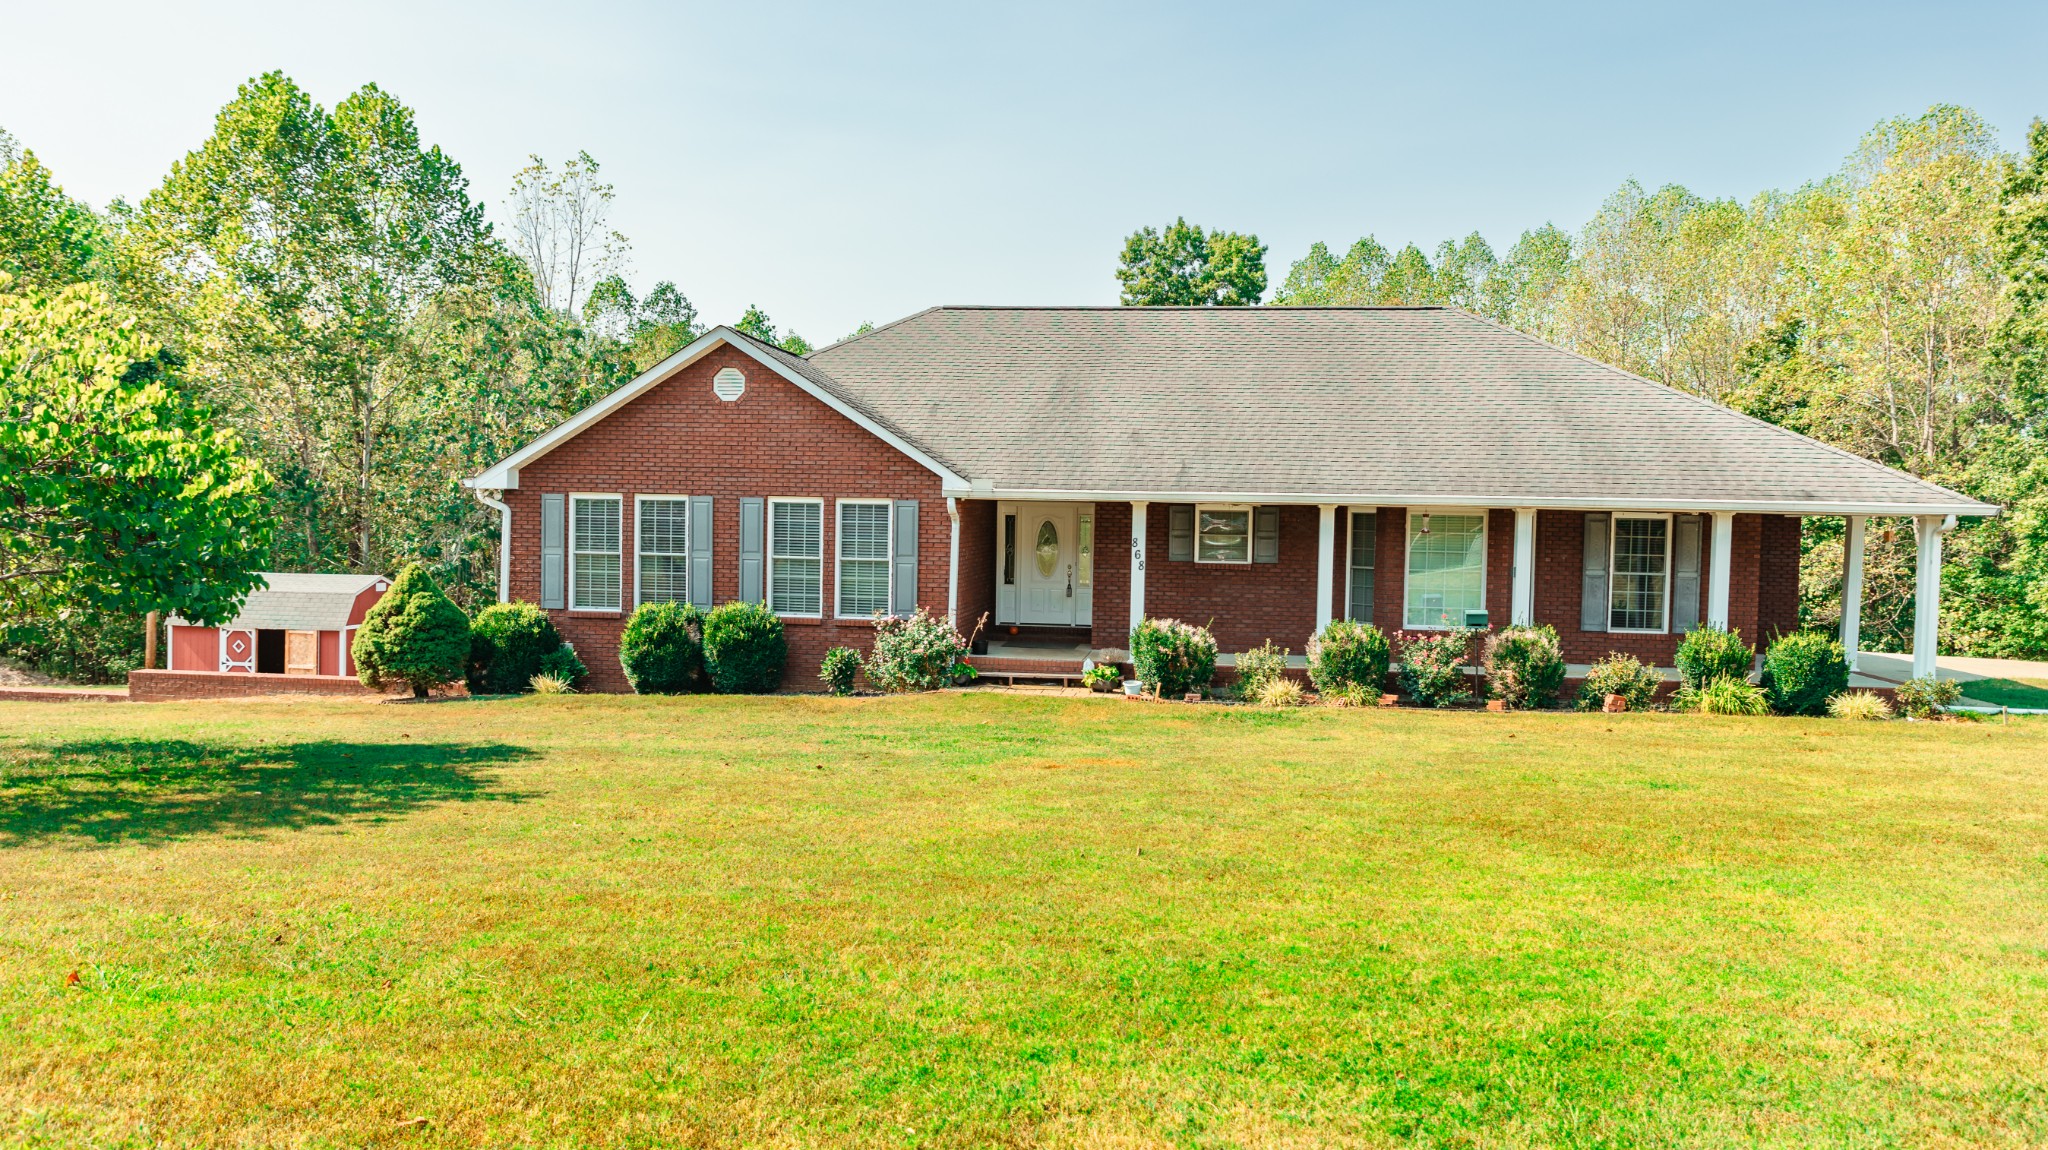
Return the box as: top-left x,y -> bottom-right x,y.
636,495 -> 689,606
1347,510 -> 1377,622
768,498 -> 823,617
1404,509 -> 1486,629
1195,504 -> 1252,564
570,494 -> 622,611
1610,513 -> 1672,632
836,499 -> 892,618
1078,513 -> 1093,586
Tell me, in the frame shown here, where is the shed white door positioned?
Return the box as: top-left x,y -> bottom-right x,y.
1017,505 -> 1078,625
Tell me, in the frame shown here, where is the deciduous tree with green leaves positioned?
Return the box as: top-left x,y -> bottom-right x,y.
1115,218 -> 1266,306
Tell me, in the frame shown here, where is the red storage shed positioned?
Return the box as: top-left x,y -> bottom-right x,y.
167,573 -> 390,677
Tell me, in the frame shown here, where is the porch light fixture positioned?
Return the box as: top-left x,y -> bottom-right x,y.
1881,526 -> 1896,544
1420,512 -> 1431,535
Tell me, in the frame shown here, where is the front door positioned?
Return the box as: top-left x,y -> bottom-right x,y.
1017,504 -> 1078,625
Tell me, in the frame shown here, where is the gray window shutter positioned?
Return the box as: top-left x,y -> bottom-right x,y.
1672,513 -> 1702,632
1168,505 -> 1194,561
1253,508 -> 1280,563
688,495 -> 714,609
891,500 -> 919,616
1581,512 -> 1610,632
739,497 -> 765,604
540,494 -> 566,609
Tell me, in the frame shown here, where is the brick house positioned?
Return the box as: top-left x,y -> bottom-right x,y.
468,307 -> 1995,692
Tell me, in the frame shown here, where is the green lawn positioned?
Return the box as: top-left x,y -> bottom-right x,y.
3,694 -> 2046,1148
1957,676 -> 2048,710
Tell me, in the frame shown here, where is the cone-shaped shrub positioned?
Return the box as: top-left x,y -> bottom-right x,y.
352,564 -> 470,698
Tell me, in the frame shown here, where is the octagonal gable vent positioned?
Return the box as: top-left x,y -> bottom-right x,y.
713,367 -> 746,401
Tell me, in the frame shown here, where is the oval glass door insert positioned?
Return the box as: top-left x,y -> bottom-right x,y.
1034,520 -> 1059,578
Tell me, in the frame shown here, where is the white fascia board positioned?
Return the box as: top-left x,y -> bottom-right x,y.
466,328 -> 966,491
947,487 -> 2000,518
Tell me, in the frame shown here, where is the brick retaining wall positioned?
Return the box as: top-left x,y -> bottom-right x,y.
126,669 -> 405,701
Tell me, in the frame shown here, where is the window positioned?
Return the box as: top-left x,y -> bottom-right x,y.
1405,511 -> 1485,629
1347,511 -> 1376,622
1195,504 -> 1252,564
636,497 -> 688,606
570,495 -> 622,610
1610,514 -> 1671,632
1078,514 -> 1093,587
768,499 -> 823,616
836,500 -> 892,618
1002,513 -> 1016,585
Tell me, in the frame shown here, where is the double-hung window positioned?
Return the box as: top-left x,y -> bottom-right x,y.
570,494 -> 622,610
768,498 -> 823,617
1347,511 -> 1377,622
1610,514 -> 1671,632
1404,510 -> 1485,629
1195,504 -> 1252,564
636,496 -> 688,606
836,500 -> 892,618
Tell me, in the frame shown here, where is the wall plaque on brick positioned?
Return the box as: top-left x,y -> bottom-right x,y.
713,367 -> 746,401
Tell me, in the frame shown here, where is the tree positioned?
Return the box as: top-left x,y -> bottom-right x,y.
351,562 -> 470,697
507,151 -> 626,318
0,129 -> 104,291
1115,218 -> 1266,306
0,274 -> 271,628
733,305 -> 810,354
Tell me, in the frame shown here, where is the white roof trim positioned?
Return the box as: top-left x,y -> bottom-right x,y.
950,486 -> 1999,518
467,327 -> 966,490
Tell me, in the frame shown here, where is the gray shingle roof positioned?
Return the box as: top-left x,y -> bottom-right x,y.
805,306 -> 1992,515
170,572 -> 386,630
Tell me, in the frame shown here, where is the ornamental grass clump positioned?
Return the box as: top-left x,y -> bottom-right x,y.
618,602 -> 706,694
1576,652 -> 1663,712
1827,690 -> 1893,720
1894,674 -> 1963,718
1306,618 -> 1390,696
1684,675 -> 1771,716
1398,629 -> 1475,708
351,563 -> 470,699
1482,624 -> 1566,710
1255,677 -> 1307,707
864,608 -> 971,692
468,602 -> 572,695
1761,631 -> 1851,716
1129,618 -> 1217,698
701,601 -> 787,693
1233,641 -> 1289,700
527,671 -> 575,695
1675,625 -> 1754,691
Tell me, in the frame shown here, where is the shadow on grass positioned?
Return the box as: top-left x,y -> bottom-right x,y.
0,738 -> 539,847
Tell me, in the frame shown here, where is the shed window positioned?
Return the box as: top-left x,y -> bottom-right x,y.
636,497 -> 688,606
1195,505 -> 1252,564
570,495 -> 622,611
769,499 -> 823,617
836,500 -> 892,618
1610,515 -> 1671,632
1404,511 -> 1484,629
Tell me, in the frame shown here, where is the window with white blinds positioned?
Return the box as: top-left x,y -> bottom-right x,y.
570,495 -> 622,610
769,499 -> 823,616
636,497 -> 688,606
1610,514 -> 1671,632
835,501 -> 892,617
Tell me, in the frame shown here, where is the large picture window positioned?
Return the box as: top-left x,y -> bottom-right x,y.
1195,505 -> 1252,564
1405,511 -> 1485,629
836,500 -> 892,618
1347,511 -> 1376,622
768,499 -> 823,616
570,495 -> 622,611
636,496 -> 688,606
1610,514 -> 1671,632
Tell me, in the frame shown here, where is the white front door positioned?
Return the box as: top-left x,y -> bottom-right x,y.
1017,504 -> 1078,625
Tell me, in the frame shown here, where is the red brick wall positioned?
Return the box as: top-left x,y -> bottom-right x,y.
505,345 -> 948,691
1757,515 -> 1802,643
1092,502 -> 1133,650
128,669 -> 397,701
955,498 -> 997,644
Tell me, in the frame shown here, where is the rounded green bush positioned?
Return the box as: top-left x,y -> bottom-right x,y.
1129,618 -> 1217,697
1674,626 -> 1754,690
702,601 -> 787,694
1306,619 -> 1390,696
619,602 -> 706,694
351,563 -> 471,698
865,608 -> 970,692
468,602 -> 566,695
1482,624 -> 1567,709
820,645 -> 862,696
536,644 -> 587,688
1576,652 -> 1663,712
1398,629 -> 1475,708
1761,630 -> 1850,716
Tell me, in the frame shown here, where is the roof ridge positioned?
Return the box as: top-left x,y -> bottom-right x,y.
806,305 -> 946,357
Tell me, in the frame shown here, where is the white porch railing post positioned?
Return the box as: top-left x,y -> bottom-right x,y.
1707,512 -> 1735,630
1841,515 -> 1866,669
1511,508 -> 1536,626
1129,501 -> 1148,639
1315,505 -> 1337,635
1912,515 -> 1949,680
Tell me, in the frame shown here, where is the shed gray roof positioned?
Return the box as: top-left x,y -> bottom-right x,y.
804,306 -> 1993,515
171,572 -> 386,631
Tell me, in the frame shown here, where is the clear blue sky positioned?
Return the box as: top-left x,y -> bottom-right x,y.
5,0 -> 2045,342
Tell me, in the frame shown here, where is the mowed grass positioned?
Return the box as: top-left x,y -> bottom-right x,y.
2,694 -> 2047,1148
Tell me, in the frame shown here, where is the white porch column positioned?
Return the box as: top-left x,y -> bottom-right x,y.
946,497 -> 961,628
1129,501 -> 1148,637
1315,504 -> 1337,634
1912,515 -> 1950,680
1706,511 -> 1735,629
1510,508 -> 1537,626
1840,514 -> 1866,668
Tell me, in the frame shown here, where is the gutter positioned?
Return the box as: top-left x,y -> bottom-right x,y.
938,486 -> 1999,518
470,485 -> 512,603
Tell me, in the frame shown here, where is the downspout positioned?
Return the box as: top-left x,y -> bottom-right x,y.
946,497 -> 961,628
473,487 -> 512,604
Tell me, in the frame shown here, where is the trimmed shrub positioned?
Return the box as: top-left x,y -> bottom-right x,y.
1129,618 -> 1218,698
1307,619 -> 1391,696
619,602 -> 706,694
820,646 -> 862,696
1688,676 -> 1770,716
702,601 -> 787,694
1827,691 -> 1893,720
865,608 -> 971,692
537,644 -> 587,688
1255,677 -> 1307,707
528,671 -> 575,695
1398,629 -> 1474,708
1761,631 -> 1850,716
1675,626 -> 1753,690
1894,674 -> 1963,718
1576,652 -> 1663,712
467,603 -> 566,695
1482,624 -> 1567,710
1234,641 -> 1290,700
352,564 -> 470,698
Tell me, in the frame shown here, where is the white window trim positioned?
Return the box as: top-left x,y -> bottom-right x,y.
1193,503 -> 1254,565
767,497 -> 826,620
1609,511 -> 1674,634
1403,507 -> 1489,630
568,492 -> 623,612
834,498 -> 894,620
1346,509 -> 1376,622
634,494 -> 690,608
